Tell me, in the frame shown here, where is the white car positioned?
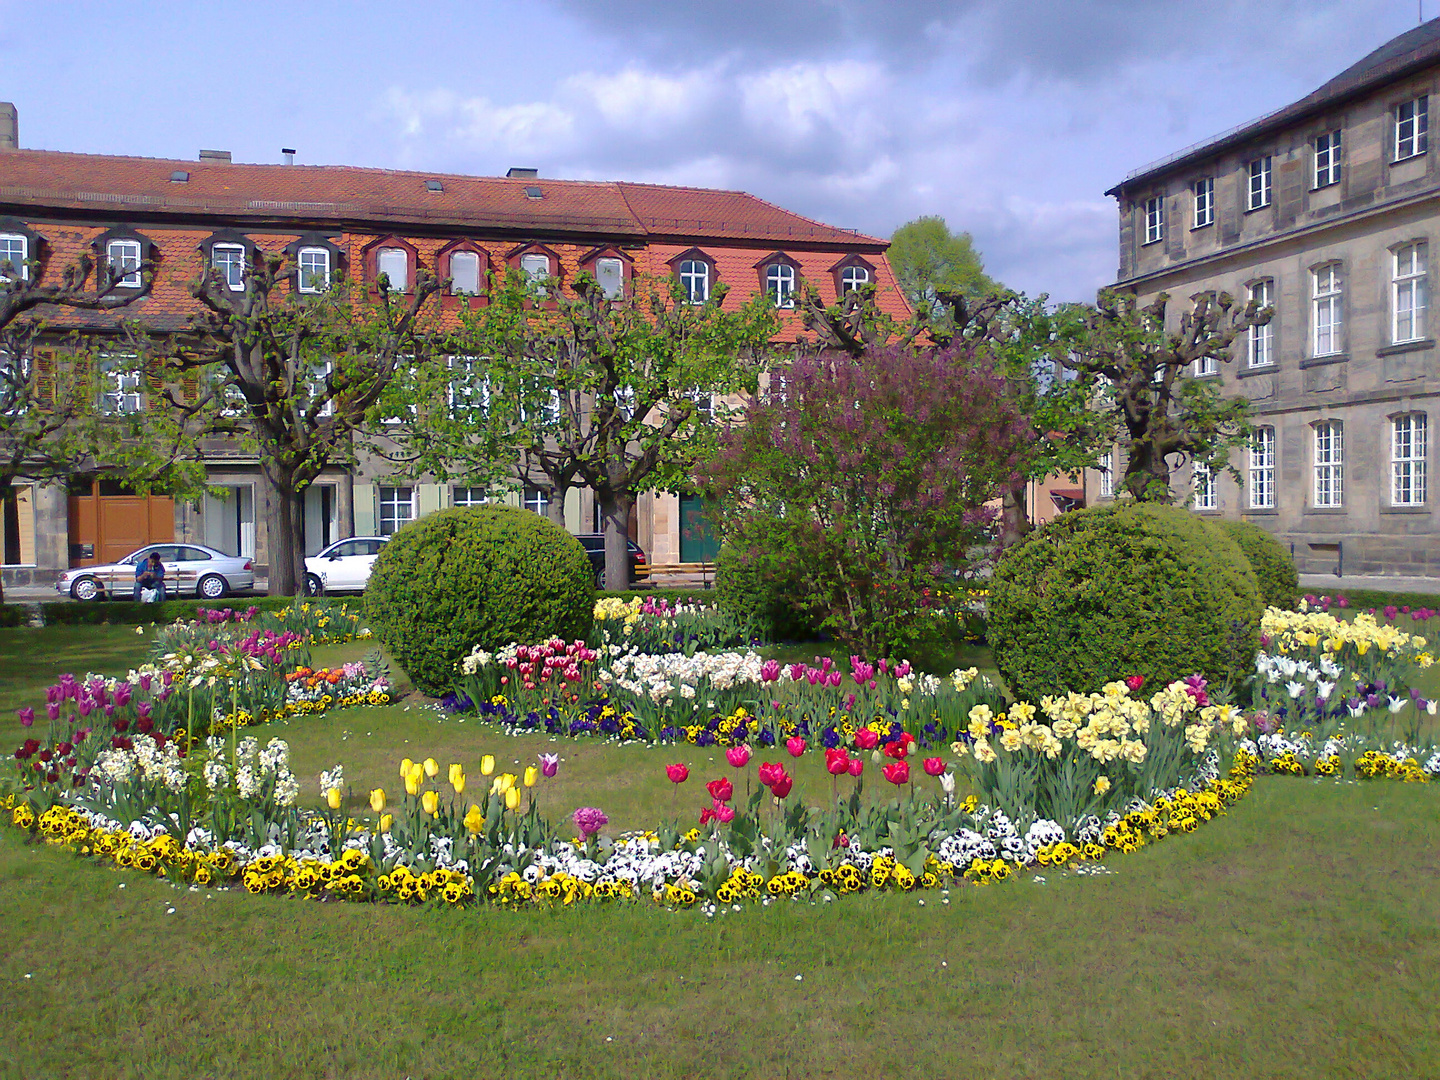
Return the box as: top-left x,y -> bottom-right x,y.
304,536 -> 389,596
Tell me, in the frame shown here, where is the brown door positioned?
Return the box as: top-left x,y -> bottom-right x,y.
67,479 -> 174,569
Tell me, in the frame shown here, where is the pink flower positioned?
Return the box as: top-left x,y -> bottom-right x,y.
1125,675 -> 1145,692
922,757 -> 945,777
882,761 -> 910,786
714,803 -> 736,823
573,807 -> 608,840
825,748 -> 850,775
770,773 -> 793,799
854,728 -> 878,750
724,744 -> 751,768
665,763 -> 689,784
785,736 -> 806,757
757,761 -> 786,788
760,659 -> 781,683
846,758 -> 863,777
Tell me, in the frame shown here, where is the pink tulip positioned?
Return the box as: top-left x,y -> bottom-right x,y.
665,763 -> 689,784
725,745 -> 752,768
785,736 -> 806,757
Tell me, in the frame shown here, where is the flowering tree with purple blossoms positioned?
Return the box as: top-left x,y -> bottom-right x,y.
701,342 -> 1029,653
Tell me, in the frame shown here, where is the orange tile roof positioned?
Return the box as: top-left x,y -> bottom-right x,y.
0,149 -> 885,248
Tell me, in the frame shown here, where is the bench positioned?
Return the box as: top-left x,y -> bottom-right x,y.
632,562 -> 716,588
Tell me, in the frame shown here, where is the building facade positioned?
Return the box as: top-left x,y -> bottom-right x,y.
0,117 -> 909,591
1105,21 -> 1440,578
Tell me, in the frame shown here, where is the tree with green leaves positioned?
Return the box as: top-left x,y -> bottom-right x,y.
888,216 -> 1001,314
1055,288 -> 1273,502
164,257 -> 444,596
0,251 -> 209,603
381,269 -> 778,589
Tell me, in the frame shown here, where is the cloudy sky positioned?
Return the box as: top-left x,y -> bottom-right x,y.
0,1 -> 1430,299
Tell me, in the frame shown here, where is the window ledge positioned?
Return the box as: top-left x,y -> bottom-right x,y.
1141,238 -> 1164,247
1190,222 -> 1213,232
1243,507 -> 1279,516
1236,363 -> 1278,379
1391,151 -> 1428,165
1310,180 -> 1340,192
1191,371 -> 1221,379
1379,504 -> 1431,515
1244,203 -> 1271,214
1303,506 -> 1348,515
1376,338 -> 1434,357
1193,508 -> 1223,516
1299,353 -> 1347,369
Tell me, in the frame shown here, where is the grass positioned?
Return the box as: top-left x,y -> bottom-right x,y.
0,624 -> 154,722
0,778 -> 1436,1078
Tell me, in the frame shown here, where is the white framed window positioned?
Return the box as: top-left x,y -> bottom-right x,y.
297,247 -> 330,293
520,253 -> 551,295
98,356 -> 143,415
1248,279 -> 1274,367
1392,242 -> 1427,343
0,234 -> 28,281
1143,196 -> 1165,244
519,380 -> 561,424
376,248 -> 408,292
448,355 -> 490,415
106,239 -> 143,288
840,264 -> 870,292
593,256 -> 624,300
1248,157 -> 1272,210
1194,354 -> 1219,377
679,260 -> 710,304
449,250 -> 481,295
1249,426 -> 1276,509
1312,263 -> 1343,356
1392,413 -> 1428,506
452,486 -> 490,508
1193,462 -> 1217,510
378,486 -> 415,535
522,486 -> 549,516
1314,130 -> 1342,188
1313,421 -> 1343,508
1396,96 -> 1429,160
306,360 -> 334,418
766,263 -> 796,307
212,243 -> 247,291
1192,178 -> 1214,228
1098,450 -> 1113,498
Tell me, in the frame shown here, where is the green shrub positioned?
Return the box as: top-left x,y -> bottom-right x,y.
41,595 -> 300,626
714,518 -> 821,643
988,503 -> 1262,700
0,604 -> 29,627
1216,520 -> 1298,610
364,506 -> 593,695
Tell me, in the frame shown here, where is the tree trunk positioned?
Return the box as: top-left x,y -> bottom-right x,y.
261,462 -> 305,596
0,478 -> 9,606
1121,437 -> 1172,502
998,478 -> 1031,548
547,483 -> 568,530
597,490 -> 632,592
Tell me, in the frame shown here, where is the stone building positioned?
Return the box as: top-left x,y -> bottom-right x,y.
1104,20 -> 1440,578
0,110 -> 908,591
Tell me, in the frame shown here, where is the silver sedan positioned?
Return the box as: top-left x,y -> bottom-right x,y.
56,543 -> 256,601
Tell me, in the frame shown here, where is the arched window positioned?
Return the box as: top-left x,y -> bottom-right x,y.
766,263 -> 796,308
1249,426 -> 1276,509
839,264 -> 869,293
679,260 -> 710,304
1313,420 -> 1343,507
449,250 -> 481,295
376,248 -> 408,292
297,247 -> 331,293
1392,413 -> 1428,507
1312,263 -> 1343,356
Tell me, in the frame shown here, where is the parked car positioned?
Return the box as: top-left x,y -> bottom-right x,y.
576,533 -> 646,586
57,543 -> 255,601
304,536 -> 389,596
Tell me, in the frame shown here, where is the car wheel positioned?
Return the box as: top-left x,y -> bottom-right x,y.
304,573 -> 324,597
197,574 -> 228,600
70,576 -> 100,601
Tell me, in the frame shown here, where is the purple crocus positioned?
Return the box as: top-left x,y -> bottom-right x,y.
539,753 -> 559,778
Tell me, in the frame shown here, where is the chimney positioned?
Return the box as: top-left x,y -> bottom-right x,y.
282,148 -> 296,166
506,166 -> 538,179
0,103 -> 16,151
199,149 -> 232,163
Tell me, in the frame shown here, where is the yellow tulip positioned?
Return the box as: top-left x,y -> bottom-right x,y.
400,758 -> 413,781
451,770 -> 466,796
423,757 -> 439,778
408,763 -> 424,786
326,787 -> 342,811
464,804 -> 484,833
421,790 -> 440,815
369,788 -> 386,813
448,763 -> 463,787
404,774 -> 420,797
480,755 -> 495,777
501,772 -> 517,793
379,814 -> 393,833
504,786 -> 521,811
523,766 -> 539,788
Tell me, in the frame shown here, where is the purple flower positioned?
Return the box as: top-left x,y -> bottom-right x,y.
46,703 -> 60,721
16,707 -> 33,728
540,753 -> 559,778
573,806 -> 608,841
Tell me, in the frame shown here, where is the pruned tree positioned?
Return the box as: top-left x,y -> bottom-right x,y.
382,269 -> 778,589
166,256 -> 444,595
1056,288 -> 1273,502
888,216 -> 1001,314
0,251 -> 207,603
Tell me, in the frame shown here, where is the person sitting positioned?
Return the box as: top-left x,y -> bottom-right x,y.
134,552 -> 167,602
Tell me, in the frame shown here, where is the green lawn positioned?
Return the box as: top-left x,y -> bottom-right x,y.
1,778 -> 1435,1079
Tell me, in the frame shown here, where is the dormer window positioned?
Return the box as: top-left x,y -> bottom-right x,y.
297,247 -> 331,293
766,263 -> 796,308
212,243 -> 248,291
680,260 -> 710,304
0,233 -> 28,282
450,250 -> 481,295
105,239 -> 143,288
520,253 -> 550,282
376,247 -> 408,292
830,254 -> 876,297
594,257 -> 624,299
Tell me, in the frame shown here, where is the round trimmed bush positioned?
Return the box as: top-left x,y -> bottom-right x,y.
1216,520 -> 1298,610
988,503 -> 1262,700
715,518 -> 821,643
364,506 -> 593,695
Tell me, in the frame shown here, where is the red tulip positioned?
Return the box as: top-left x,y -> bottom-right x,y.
854,728 -> 879,750
757,761 -> 786,788
785,736 -> 806,757
922,757 -> 945,777
725,745 -> 752,768
699,806 -> 717,825
882,760 -> 910,786
1125,675 -> 1145,691
770,773 -> 793,799
846,758 -> 863,777
665,763 -> 689,784
882,739 -> 908,760
824,748 -> 850,776
706,777 -> 734,803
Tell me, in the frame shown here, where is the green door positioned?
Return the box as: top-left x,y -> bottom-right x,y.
679,494 -> 719,562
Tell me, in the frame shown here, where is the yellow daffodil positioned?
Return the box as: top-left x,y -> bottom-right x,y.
523,766 -> 539,788
504,786 -> 521,811
1093,776 -> 1111,795
480,755 -> 495,777
423,757 -> 439,778
326,787 -> 342,811
421,790 -> 440,816
369,788 -> 386,813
